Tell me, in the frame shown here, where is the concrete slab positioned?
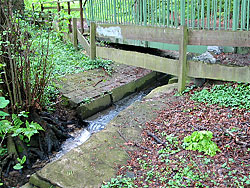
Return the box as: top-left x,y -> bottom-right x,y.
28,84 -> 179,188
56,63 -> 159,119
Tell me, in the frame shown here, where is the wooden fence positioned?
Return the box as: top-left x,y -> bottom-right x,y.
60,20 -> 250,92
33,0 -> 250,92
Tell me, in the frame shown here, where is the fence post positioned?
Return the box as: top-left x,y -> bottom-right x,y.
90,22 -> 96,60
178,25 -> 188,93
67,2 -> 72,33
79,0 -> 84,34
72,18 -> 78,48
40,3 -> 44,21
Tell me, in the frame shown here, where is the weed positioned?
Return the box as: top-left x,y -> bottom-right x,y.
183,131 -> 221,157
13,156 -> 26,170
101,176 -> 137,188
191,83 -> 250,109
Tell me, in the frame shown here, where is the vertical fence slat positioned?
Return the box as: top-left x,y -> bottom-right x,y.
143,0 -> 147,25
228,0 -> 231,29
197,0 -> 200,29
174,0 -> 178,27
232,0 -> 238,30
180,0 -> 185,26
114,0 -> 117,24
201,0 -> 204,29
207,0 -> 210,29
219,0 -> 222,30
247,0 -> 250,30
187,0 -> 189,27
224,0 -> 228,30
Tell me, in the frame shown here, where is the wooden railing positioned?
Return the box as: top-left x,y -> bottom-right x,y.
33,0 -> 250,93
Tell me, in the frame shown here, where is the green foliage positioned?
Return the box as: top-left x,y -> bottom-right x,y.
191,83 -> 250,109
13,156 -> 26,170
183,131 -> 220,157
0,97 -> 44,150
44,33 -> 113,77
101,176 -> 137,188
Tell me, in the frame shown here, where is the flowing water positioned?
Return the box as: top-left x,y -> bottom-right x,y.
53,90 -> 150,160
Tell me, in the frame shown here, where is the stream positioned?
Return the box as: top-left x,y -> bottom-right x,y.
53,90 -> 151,160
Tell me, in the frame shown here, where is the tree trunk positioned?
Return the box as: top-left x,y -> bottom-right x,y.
12,0 -> 24,13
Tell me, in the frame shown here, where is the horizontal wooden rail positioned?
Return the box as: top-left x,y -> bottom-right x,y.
96,47 -> 250,84
77,29 -> 90,55
96,47 -> 179,76
63,8 -> 80,12
33,0 -> 79,5
96,24 -> 250,47
43,6 -> 64,10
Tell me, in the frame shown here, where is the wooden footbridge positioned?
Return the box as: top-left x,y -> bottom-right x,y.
33,0 -> 250,92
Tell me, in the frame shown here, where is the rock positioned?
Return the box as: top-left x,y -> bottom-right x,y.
192,51 -> 217,64
194,78 -> 206,87
207,46 -> 223,54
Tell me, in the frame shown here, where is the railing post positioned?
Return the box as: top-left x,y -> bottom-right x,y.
178,25 -> 188,93
232,0 -> 239,31
180,0 -> 185,26
41,3 -> 44,12
72,18 -> 78,48
79,0 -> 84,34
67,2 -> 72,33
57,1 -> 61,12
57,1 -> 61,30
41,3 -> 44,21
90,22 -> 96,60
114,0 -> 117,24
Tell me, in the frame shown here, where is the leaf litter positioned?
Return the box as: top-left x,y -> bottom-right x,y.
115,82 -> 250,188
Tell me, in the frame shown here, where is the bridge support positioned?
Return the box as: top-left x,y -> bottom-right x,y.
178,26 -> 188,93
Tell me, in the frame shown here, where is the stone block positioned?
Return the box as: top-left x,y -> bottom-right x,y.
77,94 -> 112,119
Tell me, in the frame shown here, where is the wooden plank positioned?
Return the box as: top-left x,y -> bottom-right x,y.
43,6 -> 63,10
96,46 -> 250,84
96,24 -> 250,47
90,22 -> 96,60
77,29 -> 90,55
187,61 -> 250,83
178,26 -> 188,92
96,47 -> 179,76
63,8 -> 80,11
189,30 -> 250,47
38,0 -> 78,5
96,24 -> 181,44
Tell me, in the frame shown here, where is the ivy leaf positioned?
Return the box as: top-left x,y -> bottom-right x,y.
13,163 -> 23,170
0,97 -> 9,108
0,111 -> 9,119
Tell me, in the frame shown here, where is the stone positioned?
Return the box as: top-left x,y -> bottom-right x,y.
207,46 -> 223,54
192,51 -> 217,64
28,83 -> 180,188
194,78 -> 206,87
